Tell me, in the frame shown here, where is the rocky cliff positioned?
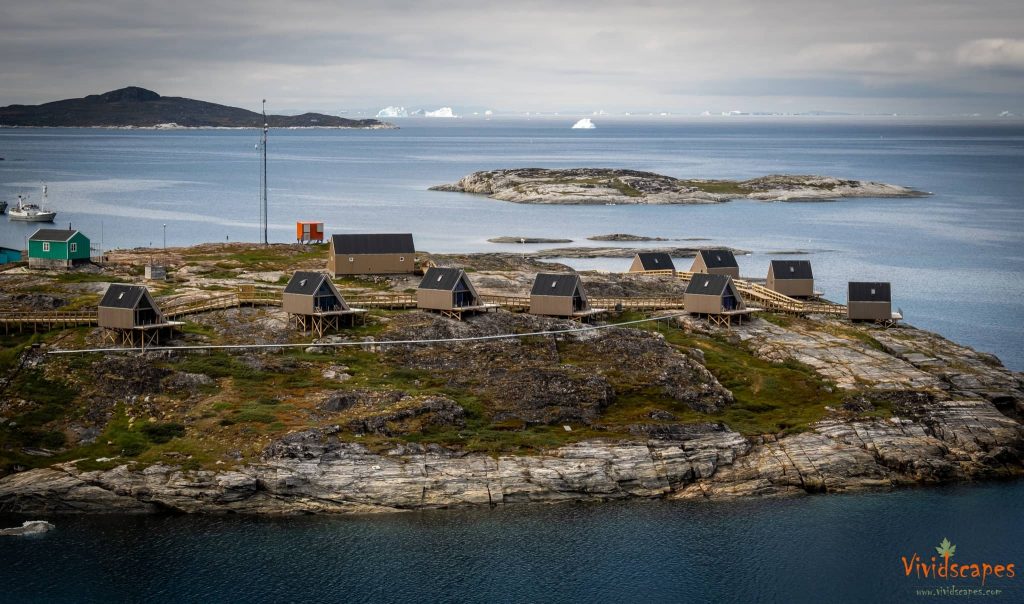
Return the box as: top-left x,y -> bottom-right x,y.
0,396 -> 1019,514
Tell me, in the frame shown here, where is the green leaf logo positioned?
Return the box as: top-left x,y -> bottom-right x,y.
935,538 -> 956,559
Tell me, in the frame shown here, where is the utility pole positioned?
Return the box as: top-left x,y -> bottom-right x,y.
162,224 -> 167,250
261,99 -> 269,245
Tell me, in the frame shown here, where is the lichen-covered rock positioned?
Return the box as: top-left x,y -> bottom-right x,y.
431,168 -> 925,205
2,396 -> 1018,514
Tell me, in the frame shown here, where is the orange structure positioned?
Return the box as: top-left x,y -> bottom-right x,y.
296,221 -> 325,243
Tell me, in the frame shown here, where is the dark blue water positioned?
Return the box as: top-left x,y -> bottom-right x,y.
2,118 -> 1022,369
2,482 -> 1023,603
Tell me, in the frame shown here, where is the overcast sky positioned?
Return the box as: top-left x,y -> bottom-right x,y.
2,0 -> 1023,115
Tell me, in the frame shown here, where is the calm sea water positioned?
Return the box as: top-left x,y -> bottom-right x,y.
2,482 -> 1023,603
1,120 -> 1023,602
1,118 -> 1022,369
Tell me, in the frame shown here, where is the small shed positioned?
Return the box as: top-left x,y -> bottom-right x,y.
0,246 -> 22,265
847,282 -> 892,321
282,271 -> 363,335
28,229 -> 90,269
98,284 -> 176,348
628,252 -> 676,275
766,260 -> 814,297
689,249 -> 739,278
417,267 -> 494,319
328,233 -> 415,276
685,274 -> 751,326
296,221 -> 324,244
530,273 -> 597,319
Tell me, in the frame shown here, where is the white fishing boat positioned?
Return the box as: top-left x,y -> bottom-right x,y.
8,185 -> 57,222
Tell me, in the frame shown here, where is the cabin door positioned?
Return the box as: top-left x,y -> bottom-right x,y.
314,282 -> 338,312
452,280 -> 471,308
722,293 -> 737,311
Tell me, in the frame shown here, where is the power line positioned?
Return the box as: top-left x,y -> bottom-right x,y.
46,312 -> 687,355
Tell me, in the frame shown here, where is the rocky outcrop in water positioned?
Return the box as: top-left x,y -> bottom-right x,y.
430,168 -> 927,205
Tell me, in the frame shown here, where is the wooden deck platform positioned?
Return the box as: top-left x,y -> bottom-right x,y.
290,308 -> 368,337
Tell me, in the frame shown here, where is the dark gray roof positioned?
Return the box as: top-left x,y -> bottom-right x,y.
331,233 -> 414,255
99,284 -> 148,309
848,282 -> 891,302
530,273 -> 581,297
686,273 -> 733,296
284,271 -> 329,295
636,252 -> 675,271
770,260 -> 813,280
29,229 -> 78,242
419,267 -> 468,291
699,249 -> 738,269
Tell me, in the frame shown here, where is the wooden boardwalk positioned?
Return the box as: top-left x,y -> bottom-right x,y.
0,311 -> 97,333
0,272 -> 849,335
672,271 -> 846,316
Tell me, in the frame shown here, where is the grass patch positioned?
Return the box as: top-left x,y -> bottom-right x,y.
677,180 -> 748,195
655,327 -> 843,435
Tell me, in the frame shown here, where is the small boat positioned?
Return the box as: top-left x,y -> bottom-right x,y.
8,185 -> 57,222
0,200 -> 7,215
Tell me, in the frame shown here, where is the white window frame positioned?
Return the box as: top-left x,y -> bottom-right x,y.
70,242 -> 78,253
42,242 -> 50,252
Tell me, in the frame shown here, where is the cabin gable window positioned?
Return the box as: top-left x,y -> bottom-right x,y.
70,242 -> 78,253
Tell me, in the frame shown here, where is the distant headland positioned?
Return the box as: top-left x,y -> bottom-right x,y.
0,87 -> 395,129
431,168 -> 929,204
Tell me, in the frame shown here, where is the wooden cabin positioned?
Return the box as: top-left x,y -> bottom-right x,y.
766,260 -> 814,297
28,229 -> 90,269
685,274 -> 751,326
529,273 -> 594,318
628,252 -> 676,275
97,284 -> 176,347
689,249 -> 739,278
328,233 -> 415,276
282,271 -> 363,335
417,267 -> 494,319
847,282 -> 892,321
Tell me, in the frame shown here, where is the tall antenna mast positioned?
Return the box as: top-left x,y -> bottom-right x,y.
261,99 -> 269,245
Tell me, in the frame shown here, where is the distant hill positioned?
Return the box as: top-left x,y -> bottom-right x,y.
0,87 -> 394,129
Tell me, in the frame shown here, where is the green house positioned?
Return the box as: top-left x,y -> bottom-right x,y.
28,229 -> 91,269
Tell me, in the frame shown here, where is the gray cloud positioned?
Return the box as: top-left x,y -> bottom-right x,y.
1,0 -> 1022,114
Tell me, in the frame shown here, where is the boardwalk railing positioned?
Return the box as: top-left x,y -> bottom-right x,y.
346,293 -> 417,309
0,310 -> 98,333
673,271 -> 846,316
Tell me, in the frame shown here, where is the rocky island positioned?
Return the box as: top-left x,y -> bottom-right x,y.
0,243 -> 1020,514
431,168 -> 928,204
0,86 -> 394,129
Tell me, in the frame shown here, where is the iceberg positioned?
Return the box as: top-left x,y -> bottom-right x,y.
376,106 -> 408,118
425,107 -> 456,118
571,118 -> 596,129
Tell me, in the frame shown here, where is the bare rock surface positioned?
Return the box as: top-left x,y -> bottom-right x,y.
739,320 -> 942,391
431,168 -> 926,205
2,396 -> 1019,514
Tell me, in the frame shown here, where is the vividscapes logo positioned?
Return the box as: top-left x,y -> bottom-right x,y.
901,538 -> 1016,588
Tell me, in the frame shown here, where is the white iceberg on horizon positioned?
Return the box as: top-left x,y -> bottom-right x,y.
572,118 -> 596,129
376,106 -> 408,118
425,107 -> 457,118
